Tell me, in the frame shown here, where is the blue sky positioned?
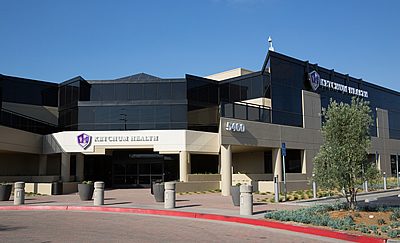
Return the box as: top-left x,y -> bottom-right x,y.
1,0 -> 399,92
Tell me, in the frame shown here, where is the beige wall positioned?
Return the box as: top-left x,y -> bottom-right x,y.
0,153 -> 40,175
205,68 -> 254,81
0,126 -> 43,154
232,151 -> 264,174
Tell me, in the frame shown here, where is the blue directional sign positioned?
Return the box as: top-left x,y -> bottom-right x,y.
282,142 -> 286,156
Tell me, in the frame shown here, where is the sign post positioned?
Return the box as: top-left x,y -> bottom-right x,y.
282,142 -> 287,201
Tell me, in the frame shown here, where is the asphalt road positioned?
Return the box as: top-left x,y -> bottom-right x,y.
0,210 -> 353,243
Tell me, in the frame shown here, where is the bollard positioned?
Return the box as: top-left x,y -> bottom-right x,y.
274,175 -> 279,203
240,185 -> 253,215
94,181 -> 105,206
384,172 -> 387,190
312,174 -> 317,199
365,180 -> 368,192
14,182 -> 25,205
164,182 -> 175,209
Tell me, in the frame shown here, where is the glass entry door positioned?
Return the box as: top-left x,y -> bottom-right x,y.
113,160 -> 164,188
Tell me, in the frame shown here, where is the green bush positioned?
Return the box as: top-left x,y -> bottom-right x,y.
377,218 -> 386,225
279,197 -> 284,202
388,229 -> 400,238
269,198 -> 275,203
381,225 -> 390,233
354,212 -> 361,217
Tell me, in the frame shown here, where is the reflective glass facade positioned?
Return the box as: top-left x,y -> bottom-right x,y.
0,74 -> 58,134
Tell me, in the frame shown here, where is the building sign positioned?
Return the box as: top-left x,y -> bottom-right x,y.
77,133 -> 159,150
77,133 -> 91,150
226,122 -> 245,132
309,71 -> 369,98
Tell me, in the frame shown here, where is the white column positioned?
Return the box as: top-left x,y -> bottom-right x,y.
76,153 -> 85,182
272,148 -> 282,181
221,144 -> 232,196
61,153 -> 71,182
180,151 -> 189,182
38,155 -> 47,175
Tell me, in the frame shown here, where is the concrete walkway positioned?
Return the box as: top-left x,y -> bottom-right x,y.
0,188 -> 396,242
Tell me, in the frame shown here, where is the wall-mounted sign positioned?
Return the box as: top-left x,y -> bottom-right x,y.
226,122 -> 245,132
76,133 -> 159,150
309,71 -> 369,98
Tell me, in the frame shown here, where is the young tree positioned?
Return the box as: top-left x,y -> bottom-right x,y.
312,97 -> 378,209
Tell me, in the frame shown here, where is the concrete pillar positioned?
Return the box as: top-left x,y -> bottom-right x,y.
14,182 -> 25,205
240,185 -> 253,215
38,155 -> 47,175
179,151 -> 189,182
76,153 -> 85,182
61,153 -> 71,182
164,182 -> 176,209
221,144 -> 232,196
94,181 -> 105,206
272,148 -> 282,181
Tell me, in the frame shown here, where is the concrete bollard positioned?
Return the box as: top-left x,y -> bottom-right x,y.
164,182 -> 175,209
365,180 -> 368,192
312,174 -> 317,199
94,181 -> 105,206
14,182 -> 25,205
384,172 -> 387,190
274,175 -> 279,203
240,185 -> 253,215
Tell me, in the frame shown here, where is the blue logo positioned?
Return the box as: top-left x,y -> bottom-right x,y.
309,71 -> 320,91
77,133 -> 91,150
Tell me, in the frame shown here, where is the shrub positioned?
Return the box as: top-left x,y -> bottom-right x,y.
388,229 -> 399,238
301,195 -> 306,200
279,197 -> 284,202
354,212 -> 361,217
377,218 -> 386,225
287,196 -> 292,201
269,198 -> 275,203
381,225 -> 390,233
293,195 -> 299,200
390,214 -> 398,221
261,192 -> 267,195
254,191 -> 260,194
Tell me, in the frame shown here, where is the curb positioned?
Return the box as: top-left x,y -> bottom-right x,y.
0,205 -> 386,243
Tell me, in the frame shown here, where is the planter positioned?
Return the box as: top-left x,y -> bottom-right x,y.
0,184 -> 12,201
78,183 -> 94,201
153,184 -> 164,202
231,186 -> 240,206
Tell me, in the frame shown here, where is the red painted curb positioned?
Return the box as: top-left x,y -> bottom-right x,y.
0,205 -> 386,243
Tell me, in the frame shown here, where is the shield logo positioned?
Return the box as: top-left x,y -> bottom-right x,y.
309,70 -> 320,91
77,133 -> 91,150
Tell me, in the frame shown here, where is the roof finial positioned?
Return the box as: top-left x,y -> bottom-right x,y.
268,36 -> 274,51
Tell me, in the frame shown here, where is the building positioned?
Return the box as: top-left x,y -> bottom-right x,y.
1,51 -> 400,196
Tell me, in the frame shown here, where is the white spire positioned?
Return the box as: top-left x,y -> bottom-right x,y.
268,36 -> 274,51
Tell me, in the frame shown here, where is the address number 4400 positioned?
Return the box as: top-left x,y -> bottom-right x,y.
226,122 -> 245,132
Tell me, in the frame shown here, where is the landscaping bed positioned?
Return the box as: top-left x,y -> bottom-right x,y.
264,204 -> 400,239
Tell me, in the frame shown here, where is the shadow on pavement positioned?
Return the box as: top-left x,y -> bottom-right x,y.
175,204 -> 202,209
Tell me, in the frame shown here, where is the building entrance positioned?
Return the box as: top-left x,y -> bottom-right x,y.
111,150 -> 179,188
113,156 -> 164,188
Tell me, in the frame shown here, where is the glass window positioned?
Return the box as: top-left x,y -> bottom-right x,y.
143,83 -> 156,100
126,106 -> 140,123
285,150 -> 302,173
79,107 -> 95,124
155,106 -> 170,123
90,84 -> 101,101
95,106 -> 110,123
171,105 -> 187,122
251,76 -> 263,98
110,107 -> 126,124
172,83 -> 186,100
101,84 -> 115,101
115,84 -> 128,101
129,83 -> 143,100
158,83 -> 171,100
140,106 -> 155,123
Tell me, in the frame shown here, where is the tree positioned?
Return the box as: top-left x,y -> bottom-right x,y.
312,97 -> 378,210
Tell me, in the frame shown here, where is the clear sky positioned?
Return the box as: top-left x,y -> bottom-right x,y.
1,0 -> 399,92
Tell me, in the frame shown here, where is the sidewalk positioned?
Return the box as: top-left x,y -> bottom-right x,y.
0,188 -> 393,243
